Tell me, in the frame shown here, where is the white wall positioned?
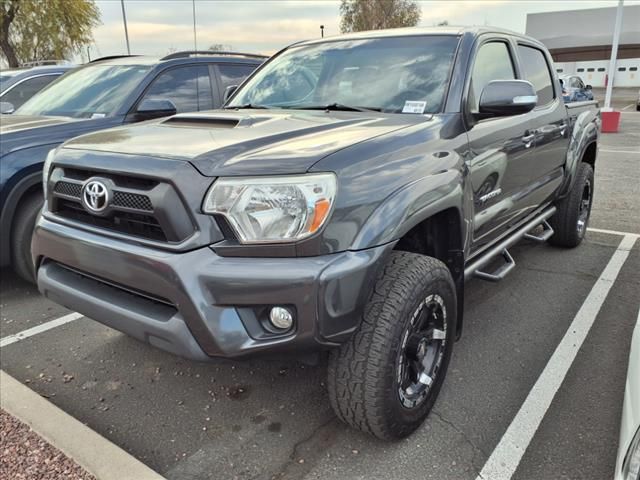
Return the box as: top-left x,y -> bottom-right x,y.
553,58 -> 640,87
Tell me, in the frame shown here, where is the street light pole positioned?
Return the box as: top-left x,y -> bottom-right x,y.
120,0 -> 131,55
192,0 -> 198,51
320,25 -> 324,38
604,0 -> 623,110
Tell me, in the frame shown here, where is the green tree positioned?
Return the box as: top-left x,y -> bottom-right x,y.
339,0 -> 421,33
1,0 -> 100,68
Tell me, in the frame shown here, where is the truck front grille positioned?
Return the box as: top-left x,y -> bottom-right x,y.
53,181 -> 82,198
112,191 -> 153,211
48,167 -> 194,243
56,199 -> 167,242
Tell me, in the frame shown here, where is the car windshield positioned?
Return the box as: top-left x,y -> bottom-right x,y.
14,64 -> 151,118
228,35 -> 460,114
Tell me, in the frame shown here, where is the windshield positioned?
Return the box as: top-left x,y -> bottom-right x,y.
228,35 -> 459,114
15,64 -> 151,118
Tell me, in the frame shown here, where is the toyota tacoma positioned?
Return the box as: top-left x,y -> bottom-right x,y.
32,27 -> 600,440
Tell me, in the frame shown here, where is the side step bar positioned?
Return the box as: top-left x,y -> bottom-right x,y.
464,207 -> 556,282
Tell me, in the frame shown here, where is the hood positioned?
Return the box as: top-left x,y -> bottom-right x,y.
0,114 -> 117,157
62,110 -> 428,176
0,114 -> 79,133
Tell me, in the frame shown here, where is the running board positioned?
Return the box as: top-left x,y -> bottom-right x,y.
464,207 -> 557,282
523,220 -> 554,243
474,249 -> 515,282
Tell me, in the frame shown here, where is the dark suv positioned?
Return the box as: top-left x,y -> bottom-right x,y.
1,51 -> 266,281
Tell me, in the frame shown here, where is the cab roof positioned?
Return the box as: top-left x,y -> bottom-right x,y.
297,25 -> 537,46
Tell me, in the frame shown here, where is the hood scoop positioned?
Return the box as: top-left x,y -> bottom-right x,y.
162,113 -> 273,129
163,116 -> 239,129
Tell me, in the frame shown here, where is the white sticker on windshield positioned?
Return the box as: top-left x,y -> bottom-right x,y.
402,101 -> 427,114
91,113 -> 106,119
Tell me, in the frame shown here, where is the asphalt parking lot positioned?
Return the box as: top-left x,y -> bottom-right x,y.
1,107 -> 639,480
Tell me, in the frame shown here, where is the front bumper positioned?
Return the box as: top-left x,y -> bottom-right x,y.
32,216 -> 391,360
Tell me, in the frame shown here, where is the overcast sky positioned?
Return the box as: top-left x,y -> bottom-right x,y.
88,0 -> 638,60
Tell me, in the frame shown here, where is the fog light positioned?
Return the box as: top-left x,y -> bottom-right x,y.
269,306 -> 293,330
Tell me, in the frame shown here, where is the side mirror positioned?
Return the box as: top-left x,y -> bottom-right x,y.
223,85 -> 239,104
135,98 -> 177,118
479,80 -> 537,117
585,84 -> 592,90
0,102 -> 15,114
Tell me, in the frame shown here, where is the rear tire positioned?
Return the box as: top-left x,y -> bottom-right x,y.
11,192 -> 43,283
327,251 -> 457,440
549,162 -> 594,248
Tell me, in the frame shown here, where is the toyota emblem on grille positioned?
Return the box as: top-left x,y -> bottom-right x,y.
82,179 -> 109,213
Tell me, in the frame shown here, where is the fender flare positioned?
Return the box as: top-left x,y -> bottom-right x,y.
351,168 -> 465,250
558,119 -> 599,199
350,168 -> 466,338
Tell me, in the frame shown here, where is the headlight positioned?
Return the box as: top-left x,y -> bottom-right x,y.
202,173 -> 337,243
42,148 -> 57,198
622,426 -> 640,480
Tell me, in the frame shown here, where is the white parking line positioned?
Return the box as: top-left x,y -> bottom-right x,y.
622,103 -> 635,111
599,149 -> 640,154
0,312 -> 84,348
588,227 -> 640,238
476,234 -> 637,480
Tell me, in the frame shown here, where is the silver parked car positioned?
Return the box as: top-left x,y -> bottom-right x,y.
0,64 -> 73,113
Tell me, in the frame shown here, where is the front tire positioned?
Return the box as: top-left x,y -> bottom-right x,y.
549,162 -> 594,248
327,251 -> 457,440
11,192 -> 43,283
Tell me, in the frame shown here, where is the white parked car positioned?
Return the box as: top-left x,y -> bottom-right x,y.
616,310 -> 640,480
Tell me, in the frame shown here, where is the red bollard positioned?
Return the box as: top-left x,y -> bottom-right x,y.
601,110 -> 620,133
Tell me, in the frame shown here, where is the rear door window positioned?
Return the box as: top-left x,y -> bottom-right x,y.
141,65 -> 213,113
469,41 -> 516,113
218,64 -> 257,90
517,45 -> 555,106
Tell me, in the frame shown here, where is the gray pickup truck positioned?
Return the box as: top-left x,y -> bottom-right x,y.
33,27 -> 600,440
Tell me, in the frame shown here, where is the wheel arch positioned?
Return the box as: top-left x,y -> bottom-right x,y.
0,170 -> 43,267
393,207 -> 465,339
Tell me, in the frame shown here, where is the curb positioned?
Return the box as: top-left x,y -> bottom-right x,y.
0,370 -> 165,480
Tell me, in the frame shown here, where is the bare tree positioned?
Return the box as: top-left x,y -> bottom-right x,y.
340,0 -> 421,33
208,43 -> 233,52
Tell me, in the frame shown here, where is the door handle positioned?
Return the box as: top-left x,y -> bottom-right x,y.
522,132 -> 535,148
558,123 -> 567,136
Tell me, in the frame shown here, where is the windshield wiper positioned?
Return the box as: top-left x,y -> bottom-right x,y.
288,103 -> 381,112
224,103 -> 269,110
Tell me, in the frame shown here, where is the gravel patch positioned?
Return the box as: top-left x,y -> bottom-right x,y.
1,409 -> 95,480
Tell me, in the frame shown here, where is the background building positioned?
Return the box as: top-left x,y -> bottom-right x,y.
526,5 -> 640,87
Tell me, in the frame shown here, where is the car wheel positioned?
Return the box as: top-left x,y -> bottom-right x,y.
549,162 -> 594,248
327,251 -> 457,440
11,192 -> 43,283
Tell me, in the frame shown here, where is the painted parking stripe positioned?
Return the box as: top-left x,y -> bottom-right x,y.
588,227 -> 640,238
621,103 -> 635,111
476,234 -> 637,480
599,149 -> 640,154
0,312 -> 84,348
